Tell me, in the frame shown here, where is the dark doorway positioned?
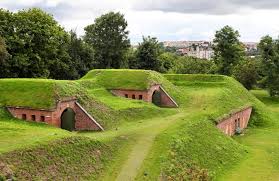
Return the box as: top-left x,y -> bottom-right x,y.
152,90 -> 161,106
22,114 -> 27,120
61,108 -> 75,131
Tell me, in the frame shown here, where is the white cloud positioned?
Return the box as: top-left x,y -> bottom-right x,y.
0,0 -> 278,43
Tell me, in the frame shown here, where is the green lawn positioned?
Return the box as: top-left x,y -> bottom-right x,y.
218,90 -> 279,181
0,110 -> 70,153
0,71 -> 278,180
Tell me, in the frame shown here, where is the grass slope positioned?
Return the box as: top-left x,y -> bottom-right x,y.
0,79 -> 56,109
81,69 -> 174,90
0,71 -> 276,180
135,74 -> 272,180
218,90 -> 279,181
0,136 -> 132,180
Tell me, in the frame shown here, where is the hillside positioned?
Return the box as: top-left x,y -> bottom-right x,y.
135,74 -> 272,180
0,70 -> 277,180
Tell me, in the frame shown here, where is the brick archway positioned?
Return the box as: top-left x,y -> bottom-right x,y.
7,98 -> 104,131
61,107 -> 76,131
152,90 -> 161,106
111,84 -> 178,108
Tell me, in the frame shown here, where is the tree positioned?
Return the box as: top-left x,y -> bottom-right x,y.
176,56 -> 216,74
232,58 -> 258,90
157,52 -> 176,73
68,30 -> 95,78
213,25 -> 245,75
84,12 -> 130,68
0,8 -> 73,79
135,36 -> 162,71
258,36 -> 279,96
0,36 -> 10,77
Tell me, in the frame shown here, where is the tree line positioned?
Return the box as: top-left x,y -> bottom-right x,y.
0,8 -> 278,96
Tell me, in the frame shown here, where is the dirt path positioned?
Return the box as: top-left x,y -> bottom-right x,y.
115,113 -> 186,181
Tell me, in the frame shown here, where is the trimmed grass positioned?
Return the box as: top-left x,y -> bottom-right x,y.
218,90 -> 279,181
134,76 -> 260,180
0,79 -> 56,109
0,108 -> 70,153
0,136 -> 132,180
0,71 -> 277,180
81,69 -> 171,90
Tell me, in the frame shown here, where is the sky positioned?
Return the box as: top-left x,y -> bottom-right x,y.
1,0 -> 279,44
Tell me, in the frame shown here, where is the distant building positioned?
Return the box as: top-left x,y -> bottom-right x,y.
175,41 -> 214,60
163,40 -> 258,60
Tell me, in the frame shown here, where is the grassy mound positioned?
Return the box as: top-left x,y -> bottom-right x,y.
81,69 -> 171,90
81,69 -> 184,105
165,74 -> 271,126
0,79 -> 56,109
0,136 -> 131,180
135,74 -> 272,180
0,71 -> 275,180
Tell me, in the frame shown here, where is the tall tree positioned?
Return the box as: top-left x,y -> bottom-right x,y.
84,12 -> 130,68
0,8 -> 72,79
0,36 -> 10,77
213,25 -> 245,75
68,30 -> 95,78
135,36 -> 162,71
232,58 -> 258,90
258,36 -> 279,96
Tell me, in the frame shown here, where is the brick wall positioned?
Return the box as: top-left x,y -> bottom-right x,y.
7,98 -> 103,131
111,84 -> 178,108
216,107 -> 252,136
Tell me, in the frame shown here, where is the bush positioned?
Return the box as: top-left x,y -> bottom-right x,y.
232,58 -> 258,90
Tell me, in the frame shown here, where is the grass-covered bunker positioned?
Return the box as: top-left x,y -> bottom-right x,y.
0,79 -> 104,131
7,97 -> 104,131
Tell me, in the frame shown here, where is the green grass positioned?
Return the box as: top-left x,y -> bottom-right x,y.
0,107 -> 70,153
0,70 -> 278,180
218,90 -> 279,181
0,79 -> 56,109
134,75 -> 261,180
0,136 -> 133,180
81,69 -> 171,90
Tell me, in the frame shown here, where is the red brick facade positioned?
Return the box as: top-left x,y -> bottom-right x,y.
111,84 -> 178,108
216,107 -> 252,136
7,98 -> 103,131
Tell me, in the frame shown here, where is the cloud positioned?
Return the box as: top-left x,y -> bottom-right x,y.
1,0 -> 279,43
133,0 -> 279,15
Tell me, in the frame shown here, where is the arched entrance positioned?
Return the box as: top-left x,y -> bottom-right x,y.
61,108 -> 75,131
152,90 -> 161,106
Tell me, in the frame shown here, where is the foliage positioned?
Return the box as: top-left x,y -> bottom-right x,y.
126,48 -> 138,69
258,35 -> 279,97
0,8 -> 74,79
176,56 -> 216,74
232,58 -> 258,90
135,36 -> 162,71
84,12 -> 130,69
68,30 -> 95,78
0,36 -> 10,78
157,52 -> 177,73
213,25 -> 245,75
